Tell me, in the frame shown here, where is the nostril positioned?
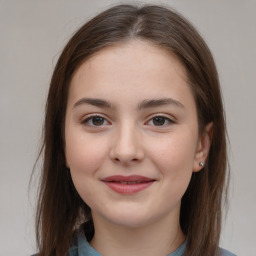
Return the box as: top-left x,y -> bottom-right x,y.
113,156 -> 139,164
109,143 -> 144,164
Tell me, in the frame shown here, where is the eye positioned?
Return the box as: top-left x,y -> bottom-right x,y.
147,116 -> 174,127
82,115 -> 110,127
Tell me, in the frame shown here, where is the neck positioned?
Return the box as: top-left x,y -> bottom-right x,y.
90,212 -> 185,256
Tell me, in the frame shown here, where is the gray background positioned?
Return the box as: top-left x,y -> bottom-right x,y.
0,0 -> 255,255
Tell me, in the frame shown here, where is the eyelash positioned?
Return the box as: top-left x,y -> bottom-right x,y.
81,114 -> 174,128
82,115 -> 110,127
147,116 -> 174,127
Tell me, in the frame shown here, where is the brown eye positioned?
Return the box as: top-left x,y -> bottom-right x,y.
82,115 -> 109,127
91,116 -> 104,126
152,116 -> 166,126
147,116 -> 174,127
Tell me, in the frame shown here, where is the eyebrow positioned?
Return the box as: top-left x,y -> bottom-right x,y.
73,98 -> 112,109
137,98 -> 184,110
73,97 -> 184,110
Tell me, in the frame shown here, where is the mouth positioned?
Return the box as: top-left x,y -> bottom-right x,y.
101,175 -> 155,194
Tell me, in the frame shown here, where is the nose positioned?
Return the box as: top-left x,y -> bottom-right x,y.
109,123 -> 144,165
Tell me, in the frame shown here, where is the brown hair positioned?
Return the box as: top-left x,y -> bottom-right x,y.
34,4 -> 229,256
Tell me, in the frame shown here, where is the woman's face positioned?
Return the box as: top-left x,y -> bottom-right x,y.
65,40 -> 210,228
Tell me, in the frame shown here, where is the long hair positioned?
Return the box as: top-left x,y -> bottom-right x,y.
35,4 -> 229,256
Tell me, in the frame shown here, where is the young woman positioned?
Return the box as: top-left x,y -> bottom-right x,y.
34,4 -> 235,256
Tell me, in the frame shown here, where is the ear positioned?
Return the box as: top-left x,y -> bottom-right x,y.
193,122 -> 213,172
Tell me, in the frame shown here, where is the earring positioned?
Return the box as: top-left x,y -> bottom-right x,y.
199,161 -> 205,167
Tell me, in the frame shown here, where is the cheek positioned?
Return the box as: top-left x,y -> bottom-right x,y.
65,130 -> 107,176
142,133 -> 197,214
147,131 -> 197,179
65,131 -> 108,206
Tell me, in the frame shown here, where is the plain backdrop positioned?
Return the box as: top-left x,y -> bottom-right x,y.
0,0 -> 255,255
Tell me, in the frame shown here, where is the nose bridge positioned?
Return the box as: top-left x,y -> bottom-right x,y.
110,120 -> 144,164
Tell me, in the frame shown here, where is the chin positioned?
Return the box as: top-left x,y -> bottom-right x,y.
100,208 -> 160,229
111,217 -> 151,229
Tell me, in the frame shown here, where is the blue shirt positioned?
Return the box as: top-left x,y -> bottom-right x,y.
68,231 -> 236,256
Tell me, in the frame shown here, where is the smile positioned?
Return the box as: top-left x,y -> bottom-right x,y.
101,175 -> 155,194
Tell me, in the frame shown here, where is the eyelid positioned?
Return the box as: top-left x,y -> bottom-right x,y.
81,114 -> 111,126
80,113 -> 175,127
145,114 -> 175,126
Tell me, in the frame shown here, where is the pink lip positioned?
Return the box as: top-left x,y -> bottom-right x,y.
101,175 -> 155,194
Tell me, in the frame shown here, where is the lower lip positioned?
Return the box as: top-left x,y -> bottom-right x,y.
104,181 -> 154,194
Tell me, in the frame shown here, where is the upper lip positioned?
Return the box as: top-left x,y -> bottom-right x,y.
101,175 -> 155,182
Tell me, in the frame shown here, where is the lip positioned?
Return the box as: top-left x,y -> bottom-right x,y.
101,175 -> 155,194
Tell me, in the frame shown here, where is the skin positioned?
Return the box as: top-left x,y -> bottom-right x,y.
65,40 -> 212,256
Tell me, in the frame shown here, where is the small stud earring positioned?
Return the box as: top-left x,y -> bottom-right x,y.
199,161 -> 205,167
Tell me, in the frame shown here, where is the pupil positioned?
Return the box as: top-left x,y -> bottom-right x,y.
92,117 -> 104,126
153,117 -> 165,126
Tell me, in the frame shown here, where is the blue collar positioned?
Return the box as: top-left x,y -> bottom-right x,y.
69,231 -> 186,256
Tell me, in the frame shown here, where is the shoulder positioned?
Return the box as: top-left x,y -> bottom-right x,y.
220,247 -> 237,256
68,228 -> 80,256
68,225 -> 102,256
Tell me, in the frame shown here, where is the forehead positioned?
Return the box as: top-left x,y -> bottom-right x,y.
68,40 -> 195,110
72,40 -> 187,83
